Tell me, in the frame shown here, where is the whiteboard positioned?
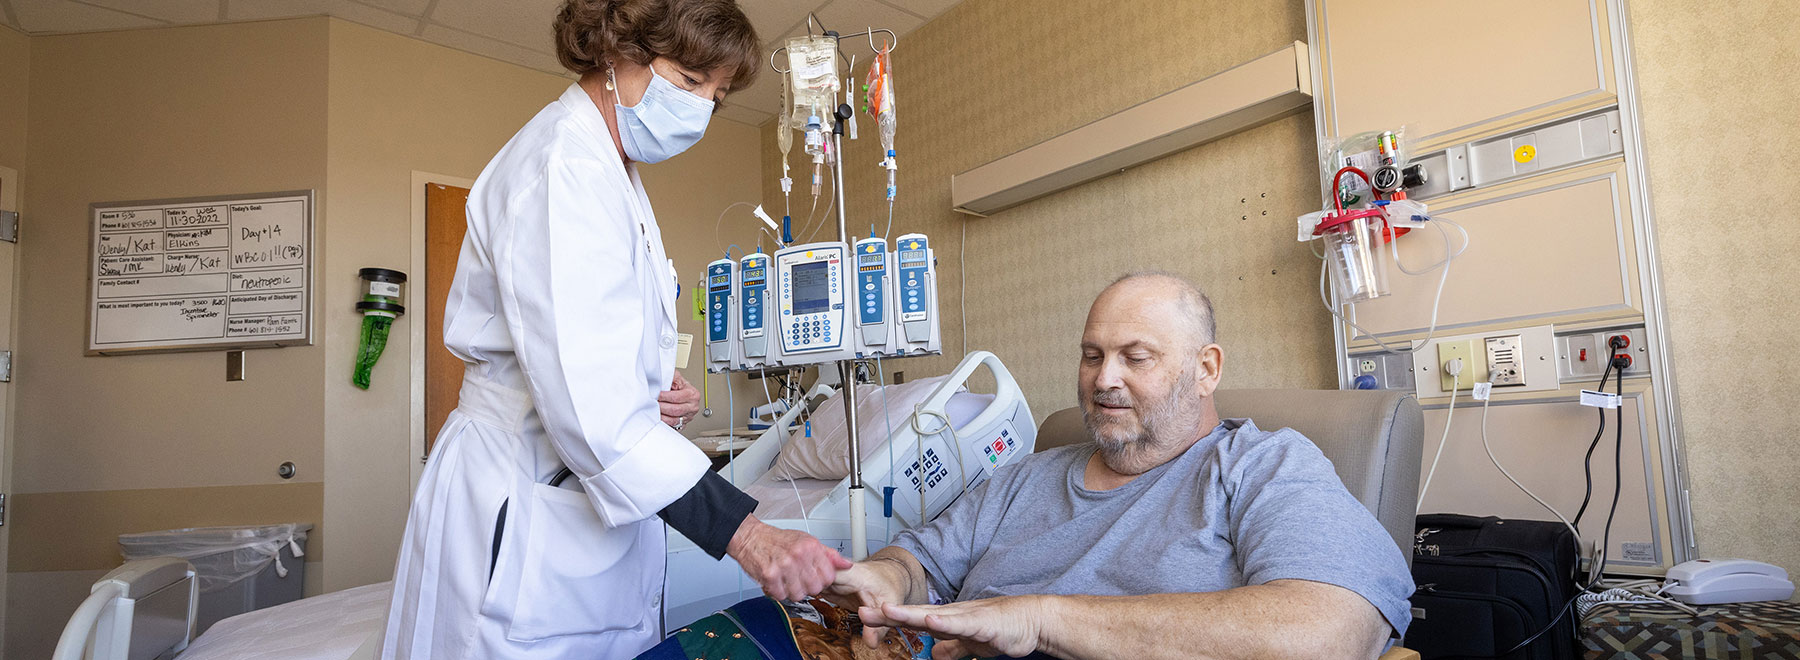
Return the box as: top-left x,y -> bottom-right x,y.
88,191 -> 314,355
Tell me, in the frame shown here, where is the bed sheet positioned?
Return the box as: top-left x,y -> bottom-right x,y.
180,581 -> 391,660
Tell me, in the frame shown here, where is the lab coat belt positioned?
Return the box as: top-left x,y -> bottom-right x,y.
457,368 -> 535,433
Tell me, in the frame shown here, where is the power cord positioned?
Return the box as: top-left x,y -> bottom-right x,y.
1574,337 -> 1630,530
1464,350 -> 1633,659
1480,387 -> 1580,544
1590,353 -> 1630,587
1416,359 -> 1462,508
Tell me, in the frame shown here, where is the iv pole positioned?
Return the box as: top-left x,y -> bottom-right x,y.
830,104 -> 867,560
772,21 -> 898,560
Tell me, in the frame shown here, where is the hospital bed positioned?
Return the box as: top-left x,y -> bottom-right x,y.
55,352 -> 1033,657
665,350 -> 1035,628
52,555 -> 387,660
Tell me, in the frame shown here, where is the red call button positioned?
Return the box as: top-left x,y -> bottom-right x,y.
992,439 -> 1005,452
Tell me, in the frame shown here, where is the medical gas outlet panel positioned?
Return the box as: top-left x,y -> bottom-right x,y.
705,259 -> 737,373
737,253 -> 771,370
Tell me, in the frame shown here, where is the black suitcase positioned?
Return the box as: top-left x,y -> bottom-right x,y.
1406,514 -> 1583,660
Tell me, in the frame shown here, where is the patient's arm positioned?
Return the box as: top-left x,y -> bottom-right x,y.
865,579 -> 1390,660
827,546 -> 935,648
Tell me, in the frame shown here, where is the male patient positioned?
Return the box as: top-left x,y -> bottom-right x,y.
830,272 -> 1414,660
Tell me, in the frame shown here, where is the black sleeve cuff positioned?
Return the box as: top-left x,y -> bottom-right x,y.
658,470 -> 758,560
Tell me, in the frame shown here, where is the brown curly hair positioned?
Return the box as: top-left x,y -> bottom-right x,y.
554,0 -> 760,92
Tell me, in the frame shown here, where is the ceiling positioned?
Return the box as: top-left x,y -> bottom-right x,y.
0,0 -> 963,126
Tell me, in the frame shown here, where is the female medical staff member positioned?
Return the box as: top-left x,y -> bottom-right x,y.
383,1 -> 851,658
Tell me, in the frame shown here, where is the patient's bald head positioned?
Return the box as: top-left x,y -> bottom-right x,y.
1097,272 -> 1216,350
1079,272 -> 1225,475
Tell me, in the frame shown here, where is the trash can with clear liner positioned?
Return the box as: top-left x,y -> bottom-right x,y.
118,523 -> 312,634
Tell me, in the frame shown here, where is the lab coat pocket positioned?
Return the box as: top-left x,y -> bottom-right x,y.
504,482 -> 645,641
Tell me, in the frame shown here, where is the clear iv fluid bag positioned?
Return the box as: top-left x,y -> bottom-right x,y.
777,70 -> 794,158
786,36 -> 840,136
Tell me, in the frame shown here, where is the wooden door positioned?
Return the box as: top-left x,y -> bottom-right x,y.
425,183 -> 470,453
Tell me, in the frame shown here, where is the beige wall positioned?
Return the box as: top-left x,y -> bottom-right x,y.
1629,1 -> 1800,576
13,19 -> 329,493
320,20 -> 573,591
641,107 -> 768,437
0,25 -> 25,168
7,19 -> 330,656
760,0 -> 1334,416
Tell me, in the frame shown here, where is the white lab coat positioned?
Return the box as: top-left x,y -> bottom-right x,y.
382,84 -> 712,659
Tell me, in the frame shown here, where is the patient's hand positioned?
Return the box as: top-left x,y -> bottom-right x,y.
863,596 -> 1048,660
828,561 -> 910,648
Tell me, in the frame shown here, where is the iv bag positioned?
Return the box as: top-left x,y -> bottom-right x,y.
866,45 -> 897,154
777,69 -> 794,157
786,36 -> 839,129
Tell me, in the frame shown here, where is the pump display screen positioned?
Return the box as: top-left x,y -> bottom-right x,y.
792,261 -> 831,315
709,274 -> 730,287
900,249 -> 925,262
859,254 -> 884,266
743,268 -> 765,281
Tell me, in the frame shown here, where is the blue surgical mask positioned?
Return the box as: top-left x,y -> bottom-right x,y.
611,65 -> 714,164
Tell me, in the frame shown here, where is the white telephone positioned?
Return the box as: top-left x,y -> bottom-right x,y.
1664,559 -> 1795,605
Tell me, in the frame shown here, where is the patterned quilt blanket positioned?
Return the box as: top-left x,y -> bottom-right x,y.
639,596 -> 932,660
1583,600 -> 1800,659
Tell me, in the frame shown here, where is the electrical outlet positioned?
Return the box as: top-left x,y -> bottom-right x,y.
1437,340 -> 1478,391
1415,325 -> 1557,398
1555,327 -> 1650,383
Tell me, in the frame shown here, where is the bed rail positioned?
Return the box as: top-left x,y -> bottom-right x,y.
53,557 -> 196,660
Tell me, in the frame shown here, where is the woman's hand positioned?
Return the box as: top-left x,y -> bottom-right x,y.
659,371 -> 701,428
726,514 -> 853,601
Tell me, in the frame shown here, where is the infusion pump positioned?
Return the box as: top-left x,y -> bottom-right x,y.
774,242 -> 851,364
706,234 -> 939,373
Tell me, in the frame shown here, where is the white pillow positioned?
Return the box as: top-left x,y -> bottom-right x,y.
767,375 -> 952,482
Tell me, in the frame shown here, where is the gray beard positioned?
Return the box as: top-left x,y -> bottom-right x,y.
1082,364 -> 1200,475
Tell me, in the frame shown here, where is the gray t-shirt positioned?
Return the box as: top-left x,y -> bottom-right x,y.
891,418 -> 1415,635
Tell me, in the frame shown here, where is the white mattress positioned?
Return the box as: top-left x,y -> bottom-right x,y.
745,471 -> 841,520
740,392 -> 996,522
180,581 -> 390,660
